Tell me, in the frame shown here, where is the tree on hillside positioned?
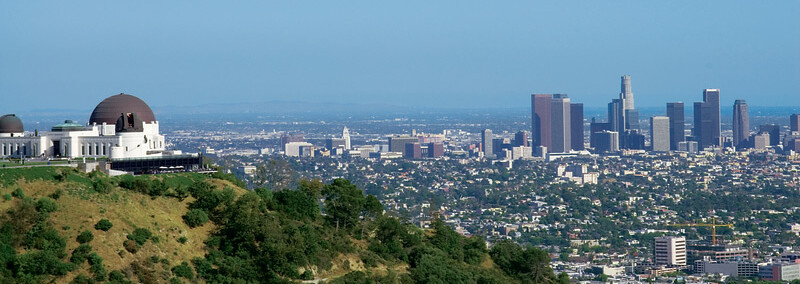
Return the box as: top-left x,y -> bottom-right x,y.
298,178 -> 323,199
363,195 -> 383,220
490,240 -> 557,283
323,179 -> 365,230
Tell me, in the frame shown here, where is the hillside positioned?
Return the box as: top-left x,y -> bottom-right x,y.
0,167 -> 566,284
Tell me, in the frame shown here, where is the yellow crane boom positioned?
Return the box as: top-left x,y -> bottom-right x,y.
667,217 -> 733,245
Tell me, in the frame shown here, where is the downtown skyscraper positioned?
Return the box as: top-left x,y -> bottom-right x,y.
608,75 -> 640,134
650,116 -> 670,152
608,99 -> 624,132
482,129 -> 494,158
732,100 -> 749,148
620,75 -> 640,131
693,89 -> 721,149
620,75 -> 635,110
531,94 -> 552,150
551,94 -> 571,153
666,102 -> 685,150
570,103 -> 584,151
531,93 -> 584,153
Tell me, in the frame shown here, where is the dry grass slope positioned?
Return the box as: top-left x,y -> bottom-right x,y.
0,167 -> 247,282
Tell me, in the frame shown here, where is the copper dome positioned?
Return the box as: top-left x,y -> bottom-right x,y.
0,114 -> 24,133
89,93 -> 156,125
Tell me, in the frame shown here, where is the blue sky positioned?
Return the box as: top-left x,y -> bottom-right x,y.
1,1 -> 798,113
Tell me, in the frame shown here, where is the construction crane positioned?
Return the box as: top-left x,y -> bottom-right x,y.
667,217 -> 733,245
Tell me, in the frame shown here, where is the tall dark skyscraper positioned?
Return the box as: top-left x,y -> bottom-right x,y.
732,100 -> 749,148
791,114 -> 800,132
570,103 -> 584,151
693,89 -> 721,149
531,94 -> 552,150
667,102 -> 685,151
758,124 -> 780,146
550,94 -> 571,153
608,99 -> 624,132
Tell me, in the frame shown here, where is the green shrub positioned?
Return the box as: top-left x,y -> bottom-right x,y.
172,186 -> 190,200
49,189 -> 63,200
27,228 -> 67,252
118,177 -> 134,190
123,239 -> 138,253
54,169 -> 71,182
177,236 -> 187,244
127,228 -> 152,245
77,230 -> 94,244
149,179 -> 169,197
301,269 -> 314,280
92,178 -> 112,194
12,188 -> 24,198
108,270 -> 131,283
16,250 -> 76,276
94,219 -> 113,231
70,244 -> 93,264
360,250 -> 380,268
36,197 -> 59,213
70,274 -> 96,284
171,261 -> 194,279
182,209 -> 209,228
3,194 -> 11,201
88,252 -> 107,281
132,179 -> 151,194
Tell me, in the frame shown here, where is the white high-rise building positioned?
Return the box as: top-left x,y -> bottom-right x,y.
482,129 -> 494,158
620,75 -> 635,110
285,142 -> 314,157
650,116 -> 671,152
342,126 -> 351,150
655,236 -> 686,266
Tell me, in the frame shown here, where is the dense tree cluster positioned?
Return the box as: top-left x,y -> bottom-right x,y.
0,167 -> 561,283
187,177 -> 561,283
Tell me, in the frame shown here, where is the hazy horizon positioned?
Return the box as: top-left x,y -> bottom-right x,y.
2,1 -> 799,114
